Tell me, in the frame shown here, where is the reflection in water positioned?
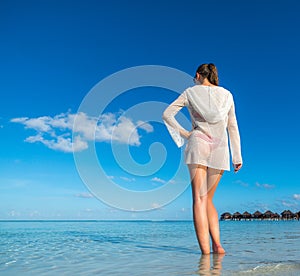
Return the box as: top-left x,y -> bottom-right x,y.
197,254 -> 225,275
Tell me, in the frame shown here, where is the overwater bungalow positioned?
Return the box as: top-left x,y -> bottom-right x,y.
220,212 -> 232,221
232,212 -> 242,221
220,209 -> 300,221
281,210 -> 295,220
252,210 -> 263,220
273,213 -> 280,220
242,211 -> 252,220
263,210 -> 274,220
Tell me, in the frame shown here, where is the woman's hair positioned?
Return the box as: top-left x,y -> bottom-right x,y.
195,63 -> 219,86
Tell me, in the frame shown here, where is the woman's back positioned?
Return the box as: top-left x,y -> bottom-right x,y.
163,84 -> 242,171
184,85 -> 233,128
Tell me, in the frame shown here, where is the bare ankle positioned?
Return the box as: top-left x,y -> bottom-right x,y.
212,244 -> 226,254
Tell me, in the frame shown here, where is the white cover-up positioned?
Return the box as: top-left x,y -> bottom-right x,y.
163,85 -> 242,171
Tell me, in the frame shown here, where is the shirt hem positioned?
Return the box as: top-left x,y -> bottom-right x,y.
185,161 -> 230,171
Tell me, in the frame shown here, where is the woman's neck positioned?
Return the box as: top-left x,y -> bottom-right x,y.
201,79 -> 214,86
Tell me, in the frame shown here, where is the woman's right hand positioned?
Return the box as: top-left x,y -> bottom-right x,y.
180,130 -> 192,139
186,131 -> 192,139
186,131 -> 194,140
233,163 -> 242,173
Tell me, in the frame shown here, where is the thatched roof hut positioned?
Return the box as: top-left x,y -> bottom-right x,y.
263,210 -> 274,219
220,212 -> 232,220
242,211 -> 252,220
281,210 -> 295,220
232,212 -> 242,220
219,209 -> 300,221
273,213 -> 280,220
252,210 -> 263,219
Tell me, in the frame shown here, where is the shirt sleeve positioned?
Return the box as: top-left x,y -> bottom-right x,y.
227,100 -> 243,164
162,91 -> 190,147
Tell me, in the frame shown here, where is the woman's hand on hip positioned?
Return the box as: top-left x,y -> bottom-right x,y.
186,131 -> 192,139
180,130 -> 192,139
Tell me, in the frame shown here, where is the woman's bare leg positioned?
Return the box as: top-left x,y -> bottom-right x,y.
207,168 -> 225,254
188,164 -> 210,254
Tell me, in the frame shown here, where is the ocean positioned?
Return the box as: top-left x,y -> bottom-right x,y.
0,220 -> 299,275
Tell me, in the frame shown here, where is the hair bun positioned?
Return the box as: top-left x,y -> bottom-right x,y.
196,63 -> 219,86
208,63 -> 215,71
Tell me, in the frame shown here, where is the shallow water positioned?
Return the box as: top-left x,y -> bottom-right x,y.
0,220 -> 299,275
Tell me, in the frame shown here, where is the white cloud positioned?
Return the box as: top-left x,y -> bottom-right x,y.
0,117 -> 4,129
136,120 -> 154,132
281,200 -> 298,208
255,182 -> 275,189
103,115 -> 141,146
11,111 -> 153,152
293,194 -> 300,200
11,116 -> 53,132
151,202 -> 163,210
151,177 -> 175,185
241,201 -> 270,212
25,133 -> 88,153
72,112 -> 97,140
29,210 -> 41,217
0,178 -> 32,189
8,210 -> 21,217
120,177 -> 135,182
151,177 -> 166,184
74,192 -> 94,198
234,180 -> 249,187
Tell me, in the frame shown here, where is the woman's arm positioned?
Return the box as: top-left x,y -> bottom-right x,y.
162,92 -> 190,147
227,101 -> 243,169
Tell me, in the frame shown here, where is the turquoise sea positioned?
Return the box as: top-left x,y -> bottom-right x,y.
0,220 -> 299,275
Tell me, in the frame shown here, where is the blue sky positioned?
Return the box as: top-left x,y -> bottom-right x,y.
1,0 -> 300,220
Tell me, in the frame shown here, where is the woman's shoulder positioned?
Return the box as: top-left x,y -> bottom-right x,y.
216,86 -> 231,94
216,86 -> 234,100
185,85 -> 232,95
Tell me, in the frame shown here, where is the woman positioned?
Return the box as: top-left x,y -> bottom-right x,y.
163,63 -> 242,254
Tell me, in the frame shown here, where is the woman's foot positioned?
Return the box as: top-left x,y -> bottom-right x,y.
212,243 -> 226,254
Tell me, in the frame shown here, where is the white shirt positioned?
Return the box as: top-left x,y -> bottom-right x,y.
163,85 -> 242,170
